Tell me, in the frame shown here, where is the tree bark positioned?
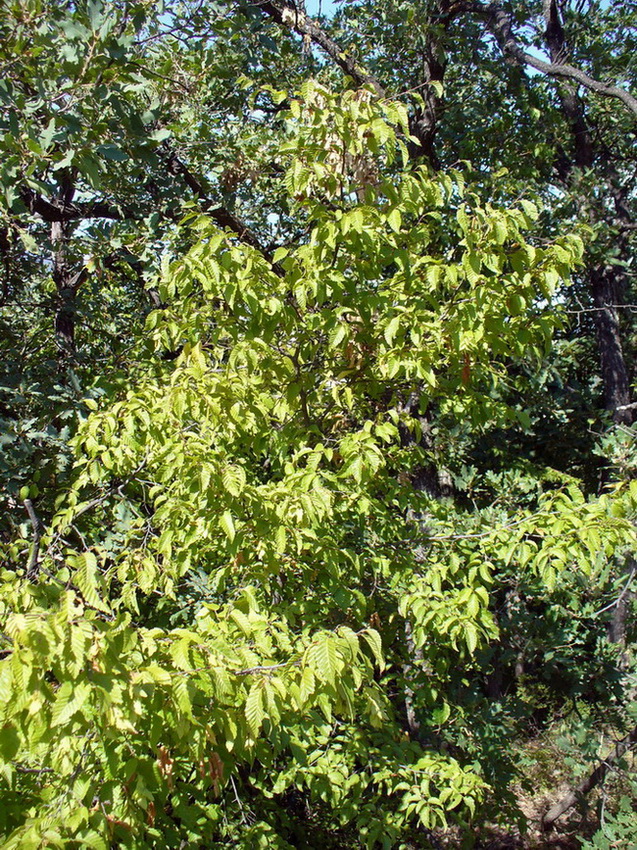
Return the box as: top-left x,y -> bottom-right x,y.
539,1 -> 634,428
50,178 -> 88,367
407,22 -> 446,166
51,220 -> 86,364
542,0 -> 594,169
457,0 -> 637,118
607,558 -> 635,664
253,0 -> 385,97
591,266 -> 633,426
24,498 -> 44,579
403,619 -> 423,739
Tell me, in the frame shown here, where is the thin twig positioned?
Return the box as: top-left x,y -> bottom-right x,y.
233,661 -> 294,676
592,564 -> 637,618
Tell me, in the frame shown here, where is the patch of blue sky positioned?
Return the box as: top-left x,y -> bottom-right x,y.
305,0 -> 339,18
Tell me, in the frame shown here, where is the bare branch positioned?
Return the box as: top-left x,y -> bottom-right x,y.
15,765 -> 54,775
233,661 -> 295,675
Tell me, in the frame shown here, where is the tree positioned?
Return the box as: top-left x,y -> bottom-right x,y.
1,1 -> 636,846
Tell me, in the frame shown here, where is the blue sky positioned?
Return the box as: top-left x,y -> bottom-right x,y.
306,0 -> 613,20
305,0 -> 338,17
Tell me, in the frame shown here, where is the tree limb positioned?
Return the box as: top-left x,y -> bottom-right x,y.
541,724 -> 637,831
252,0 -> 385,97
454,1 -> 637,118
251,0 -> 450,162
162,144 -> 283,269
20,187 -> 125,222
540,0 -> 593,169
21,168 -> 281,272
20,137 -> 284,272
23,498 -> 44,579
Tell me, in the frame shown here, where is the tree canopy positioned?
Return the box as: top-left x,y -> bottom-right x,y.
1,1 -> 636,847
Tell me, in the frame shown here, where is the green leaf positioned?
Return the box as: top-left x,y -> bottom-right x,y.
51,681 -> 90,727
96,143 -> 129,162
222,465 -> 246,497
519,199 -> 539,220
275,525 -> 287,553
150,128 -> 171,142
464,623 -> 479,655
272,246 -> 288,263
387,208 -> 402,233
219,511 -> 236,542
309,633 -> 339,685
362,628 -> 384,671
75,830 -> 107,850
0,724 -> 20,762
384,316 -> 400,346
299,666 -> 315,707
76,551 -> 109,612
245,683 -> 264,736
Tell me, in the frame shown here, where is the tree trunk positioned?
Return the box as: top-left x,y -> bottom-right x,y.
50,179 -> 87,369
407,28 -> 446,166
403,619 -> 423,739
591,266 -> 633,426
52,218 -> 75,360
542,0 -> 633,428
608,557 -> 635,664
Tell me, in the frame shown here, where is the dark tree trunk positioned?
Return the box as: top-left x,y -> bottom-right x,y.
542,0 -> 633,427
608,590 -> 631,646
591,266 -> 633,426
52,219 -> 76,360
608,558 -> 635,660
402,619 -> 423,739
543,0 -> 594,169
50,179 -> 87,369
407,32 -> 446,166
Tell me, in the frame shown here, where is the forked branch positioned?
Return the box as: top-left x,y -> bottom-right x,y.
447,0 -> 637,117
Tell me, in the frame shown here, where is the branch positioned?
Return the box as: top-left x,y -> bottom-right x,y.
20,187 -> 125,222
23,498 -> 44,579
252,0 -> 385,97
591,562 -> 636,616
20,159 -> 283,272
15,765 -> 54,775
162,145 -> 284,271
459,1 -> 637,118
541,724 -> 637,831
233,661 -> 295,675
253,1 -> 449,163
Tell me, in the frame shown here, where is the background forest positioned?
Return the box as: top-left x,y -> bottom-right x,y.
1,0 -> 637,847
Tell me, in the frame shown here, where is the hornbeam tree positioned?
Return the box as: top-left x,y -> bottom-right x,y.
1,1 -> 636,847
